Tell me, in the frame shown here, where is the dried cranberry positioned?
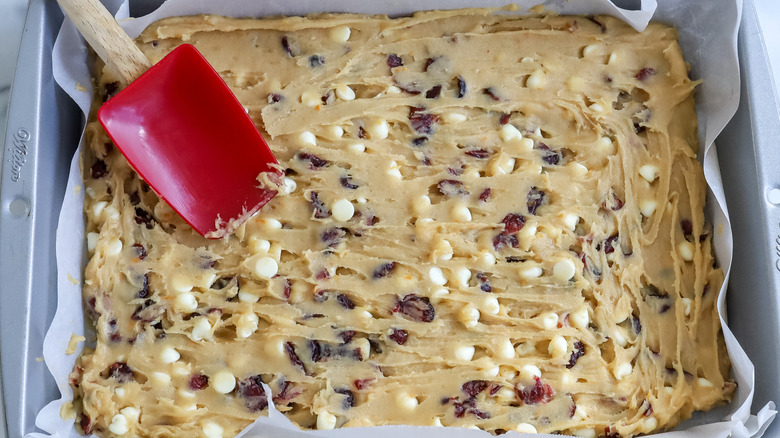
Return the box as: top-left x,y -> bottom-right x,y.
131,299 -> 162,322
681,219 -> 693,237
238,375 -> 269,411
281,36 -> 298,57
354,378 -> 375,390
492,233 -> 519,251
465,149 -> 490,159
636,67 -> 656,81
340,175 -> 359,189
134,207 -> 156,229
103,81 -> 119,102
412,136 -> 428,146
603,234 -> 619,254
567,341 -> 585,369
189,373 -> 209,390
516,377 -> 554,404
476,272 -> 492,292
538,143 -> 561,165
337,294 -> 355,310
462,380 -> 489,397
128,191 -> 141,205
321,227 -> 347,247
298,152 -> 329,169
91,160 -> 107,178
387,54 -> 403,68
106,362 -> 134,383
285,342 -> 308,375
389,328 -> 408,345
501,213 -> 526,234
335,388 -> 356,409
373,261 -> 397,279
397,294 -> 435,322
499,113 -> 511,125
309,340 -> 330,362
425,85 -> 442,99
409,108 -> 440,135
273,379 -> 300,403
526,187 -> 546,215
132,243 -> 147,260
588,16 -> 607,32
604,426 -> 622,438
479,188 -> 492,202
632,317 -> 642,334
80,414 -> 92,434
438,179 -> 469,196
267,92 -> 284,104
471,409 -> 490,419
309,192 -> 331,218
610,192 -> 625,211
456,76 -> 467,98
323,90 -> 336,105
483,87 -> 501,101
309,54 -> 325,67
339,330 -> 356,344
137,273 -> 150,298
659,304 -> 671,313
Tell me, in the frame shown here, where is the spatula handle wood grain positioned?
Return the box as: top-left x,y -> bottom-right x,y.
57,0 -> 151,85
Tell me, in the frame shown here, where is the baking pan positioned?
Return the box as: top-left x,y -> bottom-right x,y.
0,0 -> 777,437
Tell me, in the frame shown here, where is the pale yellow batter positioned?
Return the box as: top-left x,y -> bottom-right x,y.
71,9 -> 733,438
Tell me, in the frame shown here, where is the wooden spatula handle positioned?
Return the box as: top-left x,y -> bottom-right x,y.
57,0 -> 152,85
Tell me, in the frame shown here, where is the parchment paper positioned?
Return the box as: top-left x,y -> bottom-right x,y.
33,0 -> 777,437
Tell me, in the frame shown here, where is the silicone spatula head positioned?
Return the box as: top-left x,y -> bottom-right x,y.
58,0 -> 279,239
98,44 -> 280,238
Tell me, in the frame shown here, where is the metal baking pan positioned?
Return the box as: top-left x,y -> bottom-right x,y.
1,0 -> 778,437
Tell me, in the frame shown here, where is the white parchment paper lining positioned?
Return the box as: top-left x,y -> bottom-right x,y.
32,0 -> 777,437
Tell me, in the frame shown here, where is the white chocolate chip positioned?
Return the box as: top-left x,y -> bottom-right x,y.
385,85 -> 402,94
572,405 -> 587,420
539,312 -> 559,330
553,259 -> 576,283
413,195 -> 432,216
263,218 -> 283,230
431,238 -> 453,262
160,347 -> 180,364
500,124 -> 523,142
496,156 -> 516,175
477,251 -> 496,267
317,412 -> 337,430
212,370 -> 236,394
452,267 -> 471,287
249,256 -> 278,279
283,177 -> 297,194
87,233 -> 99,252
678,241 -> 694,262
608,52 -> 618,64
104,205 -> 120,221
108,413 -> 129,435
475,357 -> 500,377
191,318 -> 212,342
515,423 -> 538,434
329,26 -> 351,42
431,417 -> 444,427
348,143 -> 365,153
300,90 -> 320,107
170,273 -> 193,294
596,136 -> 615,154
326,125 -> 344,139
459,304 -> 480,328
265,337 -> 286,357
588,103 -> 605,113
569,162 -> 589,176
450,203 -> 472,222
249,236 -> 271,254
335,83 -> 355,101
105,237 -> 123,256
442,112 -> 467,123
236,313 -> 259,339
85,187 -> 96,199
697,377 -> 714,388
431,288 -> 450,300
518,137 -> 535,151
562,213 -> 579,231
582,44 -> 599,57
483,296 -> 500,315
454,345 -> 475,361
639,164 -> 659,182
612,362 -> 633,380
574,429 -> 597,438
114,387 -> 126,398
203,422 -> 225,438
642,417 -> 659,434
639,199 -> 657,217
428,267 -> 447,286
682,298 -> 693,316
387,160 -> 402,179
331,199 -> 355,222
519,265 -> 543,279
175,292 -> 198,312
527,69 -> 546,89
120,407 -> 140,423
396,393 -> 419,411
92,201 -> 107,218
296,131 -> 317,147
548,335 -> 568,358
238,290 -> 259,303
570,307 -> 590,329
150,371 -> 171,386
496,387 -> 516,401
519,364 -> 542,382
497,338 -> 515,359
365,118 -> 388,139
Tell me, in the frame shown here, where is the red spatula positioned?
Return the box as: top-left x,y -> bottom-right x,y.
58,0 -> 280,239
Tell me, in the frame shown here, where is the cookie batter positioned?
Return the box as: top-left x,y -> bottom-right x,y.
71,9 -> 733,438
